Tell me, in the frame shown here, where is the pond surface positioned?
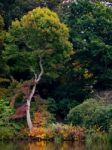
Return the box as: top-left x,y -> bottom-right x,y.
0,141 -> 111,150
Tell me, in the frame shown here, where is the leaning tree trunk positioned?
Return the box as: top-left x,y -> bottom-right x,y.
26,57 -> 43,130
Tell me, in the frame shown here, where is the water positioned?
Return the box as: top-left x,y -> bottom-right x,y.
0,141 -> 111,150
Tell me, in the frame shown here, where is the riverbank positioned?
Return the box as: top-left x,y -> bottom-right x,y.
0,123 -> 112,146
0,124 -> 85,141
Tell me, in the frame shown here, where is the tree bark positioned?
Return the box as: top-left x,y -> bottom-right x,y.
26,57 -> 43,130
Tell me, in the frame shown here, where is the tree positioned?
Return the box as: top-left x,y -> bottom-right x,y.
0,16 -> 9,77
0,0 -> 63,28
3,8 -> 72,129
68,0 -> 112,89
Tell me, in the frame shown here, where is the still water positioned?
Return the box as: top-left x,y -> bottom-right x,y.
0,141 -> 111,150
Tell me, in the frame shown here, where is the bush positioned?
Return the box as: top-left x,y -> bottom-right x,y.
46,97 -> 78,118
0,98 -> 14,126
0,127 -> 15,140
46,98 -> 57,114
67,99 -> 112,131
33,111 -> 55,128
108,125 -> 112,144
29,124 -> 86,141
91,105 -> 112,130
85,127 -> 109,148
57,98 -> 79,118
0,98 -> 24,140
67,99 -> 99,126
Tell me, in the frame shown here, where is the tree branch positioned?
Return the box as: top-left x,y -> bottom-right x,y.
35,56 -> 44,83
27,56 -> 44,102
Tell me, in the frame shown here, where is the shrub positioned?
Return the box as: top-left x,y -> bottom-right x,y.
0,127 -> 15,140
91,105 -> 112,130
29,127 -> 46,139
0,98 -> 24,140
67,99 -> 112,131
46,98 -> 57,114
46,98 -> 78,118
57,98 -> 79,118
108,125 -> 112,144
85,127 -> 108,145
28,124 -> 86,141
33,111 -> 55,128
67,99 -> 99,126
0,98 -> 14,126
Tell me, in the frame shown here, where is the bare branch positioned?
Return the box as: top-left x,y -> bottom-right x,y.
27,56 -> 44,102
36,56 -> 44,83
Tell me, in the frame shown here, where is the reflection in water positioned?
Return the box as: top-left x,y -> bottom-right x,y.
28,141 -> 85,150
0,141 -> 111,150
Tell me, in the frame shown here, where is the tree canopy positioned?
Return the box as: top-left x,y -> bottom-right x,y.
0,0 -> 63,27
68,0 -> 112,89
4,7 -> 72,80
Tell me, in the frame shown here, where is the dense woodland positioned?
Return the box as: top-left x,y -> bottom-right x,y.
0,0 -> 112,142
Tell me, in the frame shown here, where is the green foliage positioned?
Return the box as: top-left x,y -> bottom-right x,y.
67,99 -> 112,131
0,16 -> 5,40
68,0 -> 112,89
0,16 -> 9,77
0,15 -> 4,30
0,15 -> 5,50
0,0 -> 111,139
0,77 -> 10,98
57,98 -> 79,118
45,97 -> 79,118
67,99 -> 98,125
0,98 -> 26,139
108,125 -> 112,144
53,79 -> 91,102
0,98 -> 14,126
0,126 -> 15,140
0,88 -> 8,99
4,7 -> 72,80
0,0 -> 62,27
46,97 -> 57,113
92,105 -> 112,131
85,127 -> 109,148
